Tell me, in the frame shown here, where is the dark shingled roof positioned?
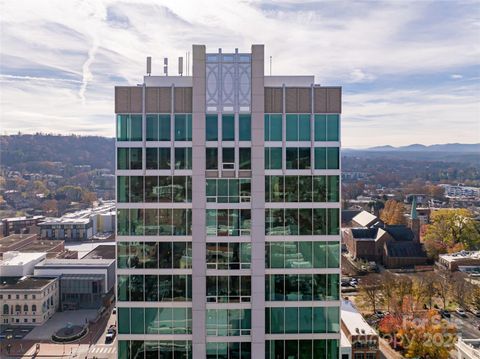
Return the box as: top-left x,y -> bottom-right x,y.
342,210 -> 362,224
384,225 -> 414,242
351,228 -> 379,239
82,244 -> 115,260
386,241 -> 426,258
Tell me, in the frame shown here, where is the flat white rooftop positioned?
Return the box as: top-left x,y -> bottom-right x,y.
0,251 -> 46,265
440,250 -> 480,262
341,300 -> 377,336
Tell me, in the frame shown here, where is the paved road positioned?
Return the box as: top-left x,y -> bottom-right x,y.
451,312 -> 480,339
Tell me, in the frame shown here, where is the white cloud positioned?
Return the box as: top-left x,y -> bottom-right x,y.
0,0 -> 479,146
450,74 -> 463,79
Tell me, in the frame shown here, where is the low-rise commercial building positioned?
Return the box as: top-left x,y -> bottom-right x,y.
34,257 -> 115,309
0,234 -> 38,257
438,251 -> 480,271
456,337 -> 480,359
39,217 -> 93,241
341,300 -> 379,359
0,251 -> 46,277
0,276 -> 59,325
39,202 -> 115,241
1,216 -> 44,237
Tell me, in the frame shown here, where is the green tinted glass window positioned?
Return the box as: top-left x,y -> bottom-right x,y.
314,148 -> 327,169
175,114 -> 192,141
286,148 -> 297,169
270,148 -> 282,169
206,114 -> 218,141
265,148 -> 282,169
265,114 -> 282,141
130,148 -> 142,169
239,114 -> 251,141
286,114 -> 298,141
270,115 -> 282,141
285,307 -> 299,333
118,308 -> 130,334
117,115 -> 128,141
117,176 -> 129,203
313,208 -> 327,235
175,148 -> 192,169
158,148 -> 170,169
326,148 -> 339,169
222,114 -> 235,141
222,148 -> 234,165
264,115 -> 269,141
159,114 -> 171,141
117,209 -> 129,235
327,114 -> 339,141
327,176 -> 339,202
117,148 -> 129,170
313,176 -> 327,202
299,176 -> 313,202
298,148 -> 311,169
298,114 -> 310,141
328,208 -> 339,235
239,148 -> 251,169
130,115 -> 142,141
206,148 -> 218,170
327,243 -> 340,268
314,115 -> 327,141
146,148 -> 158,170
146,115 -> 158,141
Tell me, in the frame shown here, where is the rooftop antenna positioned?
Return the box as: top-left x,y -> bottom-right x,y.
146,57 -> 151,76
178,57 -> 184,76
163,57 -> 168,76
269,56 -> 272,76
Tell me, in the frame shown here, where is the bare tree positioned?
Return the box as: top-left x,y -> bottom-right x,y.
379,271 -> 397,312
436,267 -> 453,309
357,275 -> 382,313
451,272 -> 472,309
421,272 -> 437,309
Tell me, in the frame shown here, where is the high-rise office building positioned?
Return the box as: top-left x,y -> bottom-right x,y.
115,44 -> 341,359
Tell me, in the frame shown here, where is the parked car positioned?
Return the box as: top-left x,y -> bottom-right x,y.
470,308 -> 480,317
375,311 -> 385,318
440,310 -> 451,318
456,308 -> 467,317
112,307 -> 116,315
105,325 -> 116,343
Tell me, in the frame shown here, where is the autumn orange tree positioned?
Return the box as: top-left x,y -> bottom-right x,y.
380,199 -> 406,225
397,310 -> 457,359
379,310 -> 457,358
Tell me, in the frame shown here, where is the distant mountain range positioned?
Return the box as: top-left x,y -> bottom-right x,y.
347,143 -> 480,153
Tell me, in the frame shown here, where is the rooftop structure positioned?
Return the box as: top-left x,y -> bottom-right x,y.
455,337 -> 480,359
1,216 -> 44,237
82,244 -> 115,260
34,257 -> 116,310
352,211 -> 382,228
341,300 -> 379,359
0,275 -> 55,290
0,251 -> 46,277
39,202 -> 115,241
439,250 -> 480,271
0,233 -> 37,256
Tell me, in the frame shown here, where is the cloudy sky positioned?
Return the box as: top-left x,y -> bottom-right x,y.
1,0 -> 479,148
